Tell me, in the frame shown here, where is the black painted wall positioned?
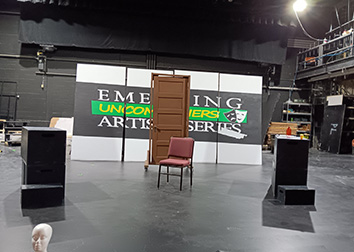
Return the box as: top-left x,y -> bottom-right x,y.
0,10 -> 302,141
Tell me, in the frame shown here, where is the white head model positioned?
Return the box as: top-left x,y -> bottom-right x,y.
31,223 -> 53,252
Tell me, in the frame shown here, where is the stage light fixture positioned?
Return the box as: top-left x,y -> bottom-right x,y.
293,0 -> 307,12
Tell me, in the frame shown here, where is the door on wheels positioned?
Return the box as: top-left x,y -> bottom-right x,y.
151,74 -> 190,164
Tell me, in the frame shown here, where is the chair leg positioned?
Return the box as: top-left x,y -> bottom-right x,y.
180,168 -> 183,191
157,164 -> 162,189
167,166 -> 169,182
190,166 -> 193,187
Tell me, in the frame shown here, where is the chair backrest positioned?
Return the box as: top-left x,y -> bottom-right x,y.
168,137 -> 194,159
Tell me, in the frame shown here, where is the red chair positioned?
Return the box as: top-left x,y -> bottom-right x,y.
157,137 -> 195,191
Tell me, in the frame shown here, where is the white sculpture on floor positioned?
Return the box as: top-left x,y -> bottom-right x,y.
31,223 -> 53,252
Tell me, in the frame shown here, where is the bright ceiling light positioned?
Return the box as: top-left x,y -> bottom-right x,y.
293,0 -> 307,12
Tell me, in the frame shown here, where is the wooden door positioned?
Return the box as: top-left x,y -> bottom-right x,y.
151,75 -> 190,164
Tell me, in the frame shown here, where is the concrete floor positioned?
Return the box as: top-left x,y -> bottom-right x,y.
0,143 -> 354,252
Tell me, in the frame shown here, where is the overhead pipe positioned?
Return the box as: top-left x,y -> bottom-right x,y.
262,86 -> 312,91
0,53 -> 145,67
0,53 -> 35,60
35,71 -> 76,77
0,11 -> 20,16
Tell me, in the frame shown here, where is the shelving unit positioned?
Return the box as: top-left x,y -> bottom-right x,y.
3,121 -> 28,146
282,101 -> 312,137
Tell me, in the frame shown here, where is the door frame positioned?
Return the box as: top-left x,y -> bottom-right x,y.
145,73 -> 190,166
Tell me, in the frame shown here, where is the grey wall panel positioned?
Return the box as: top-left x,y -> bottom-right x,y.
46,76 -> 75,118
0,60 -> 18,81
17,94 -> 47,119
0,15 -> 21,54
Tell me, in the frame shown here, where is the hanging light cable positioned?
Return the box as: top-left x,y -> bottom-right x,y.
287,0 -> 321,102
293,0 -> 321,41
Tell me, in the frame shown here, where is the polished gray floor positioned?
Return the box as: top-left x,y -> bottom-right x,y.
0,144 -> 354,252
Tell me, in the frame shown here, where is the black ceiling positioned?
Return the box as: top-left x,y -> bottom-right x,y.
12,0 -> 338,23
1,0 -> 352,39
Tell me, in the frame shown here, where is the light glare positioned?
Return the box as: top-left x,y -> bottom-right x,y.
293,0 -> 307,12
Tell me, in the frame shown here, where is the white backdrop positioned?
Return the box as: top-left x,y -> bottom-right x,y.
72,64 -> 262,165
71,64 -> 126,161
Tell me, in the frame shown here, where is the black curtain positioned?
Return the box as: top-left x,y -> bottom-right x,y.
19,2 -> 290,64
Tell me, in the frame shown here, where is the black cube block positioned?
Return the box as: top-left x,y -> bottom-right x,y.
21,127 -> 66,166
21,184 -> 64,208
22,162 -> 66,186
274,136 -> 310,172
272,135 -> 310,196
277,185 -> 315,205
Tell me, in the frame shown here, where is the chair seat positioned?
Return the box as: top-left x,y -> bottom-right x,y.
159,158 -> 190,167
